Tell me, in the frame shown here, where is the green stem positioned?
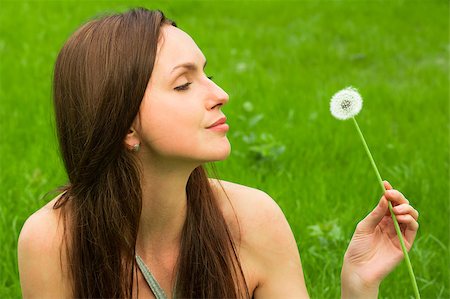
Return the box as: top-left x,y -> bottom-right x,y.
352,117 -> 420,299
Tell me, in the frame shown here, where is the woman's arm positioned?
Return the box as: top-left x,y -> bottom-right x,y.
341,181 -> 419,298
18,204 -> 72,298
248,190 -> 310,298
216,180 -> 310,298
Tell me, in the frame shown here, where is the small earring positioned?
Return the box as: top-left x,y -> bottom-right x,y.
132,143 -> 140,152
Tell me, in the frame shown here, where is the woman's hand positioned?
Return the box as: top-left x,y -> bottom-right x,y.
341,181 -> 419,299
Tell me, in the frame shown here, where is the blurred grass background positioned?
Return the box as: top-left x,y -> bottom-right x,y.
0,0 -> 448,298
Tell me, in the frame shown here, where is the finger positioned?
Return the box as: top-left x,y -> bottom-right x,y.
395,214 -> 419,249
393,204 -> 419,221
383,180 -> 393,190
384,189 -> 409,206
357,195 -> 389,233
382,181 -> 393,216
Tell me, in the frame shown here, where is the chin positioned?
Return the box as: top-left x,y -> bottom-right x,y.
205,140 -> 232,162
213,149 -> 231,162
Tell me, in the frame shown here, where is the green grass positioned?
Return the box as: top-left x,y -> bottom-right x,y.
1,0 -> 448,298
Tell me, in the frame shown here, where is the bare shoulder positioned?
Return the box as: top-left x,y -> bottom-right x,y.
209,179 -> 296,242
209,179 -> 309,298
209,179 -> 284,238
209,179 -> 274,219
18,194 -> 71,298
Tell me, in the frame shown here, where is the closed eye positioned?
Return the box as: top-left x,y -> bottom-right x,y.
174,82 -> 192,91
174,75 -> 214,91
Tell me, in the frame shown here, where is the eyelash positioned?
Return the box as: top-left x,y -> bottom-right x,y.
174,76 -> 214,91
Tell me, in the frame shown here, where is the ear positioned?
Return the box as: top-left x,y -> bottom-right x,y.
124,127 -> 140,150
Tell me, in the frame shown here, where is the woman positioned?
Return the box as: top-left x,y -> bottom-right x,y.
17,8 -> 419,299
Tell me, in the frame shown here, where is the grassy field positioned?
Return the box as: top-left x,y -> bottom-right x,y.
1,0 -> 449,298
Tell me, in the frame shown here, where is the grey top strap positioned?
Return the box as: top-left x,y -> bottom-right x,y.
135,255 -> 168,299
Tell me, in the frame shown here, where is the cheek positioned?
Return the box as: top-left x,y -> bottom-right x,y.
139,101 -> 204,155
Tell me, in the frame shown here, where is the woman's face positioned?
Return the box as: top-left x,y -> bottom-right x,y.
135,25 -> 231,165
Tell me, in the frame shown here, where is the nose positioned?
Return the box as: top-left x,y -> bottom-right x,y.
206,80 -> 229,110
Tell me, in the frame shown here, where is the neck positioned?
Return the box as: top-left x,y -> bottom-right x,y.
136,155 -> 198,256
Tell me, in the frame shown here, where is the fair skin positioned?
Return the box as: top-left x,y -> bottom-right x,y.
18,25 -> 419,298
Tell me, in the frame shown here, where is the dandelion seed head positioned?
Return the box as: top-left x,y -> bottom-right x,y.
330,86 -> 363,120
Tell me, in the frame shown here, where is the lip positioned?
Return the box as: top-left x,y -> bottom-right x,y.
208,123 -> 229,132
207,117 -> 227,129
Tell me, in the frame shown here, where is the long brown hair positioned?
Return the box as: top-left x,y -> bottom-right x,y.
52,8 -> 249,298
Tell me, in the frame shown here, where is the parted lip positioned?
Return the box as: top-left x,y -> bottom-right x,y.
206,116 -> 227,128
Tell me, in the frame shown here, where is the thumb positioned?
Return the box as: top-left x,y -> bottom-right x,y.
357,193 -> 389,233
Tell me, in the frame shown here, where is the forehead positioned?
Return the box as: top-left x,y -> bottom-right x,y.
154,26 -> 205,75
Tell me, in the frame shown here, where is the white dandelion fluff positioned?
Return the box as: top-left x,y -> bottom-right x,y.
330,86 -> 363,120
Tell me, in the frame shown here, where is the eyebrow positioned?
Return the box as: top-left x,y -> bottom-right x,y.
170,60 -> 207,74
